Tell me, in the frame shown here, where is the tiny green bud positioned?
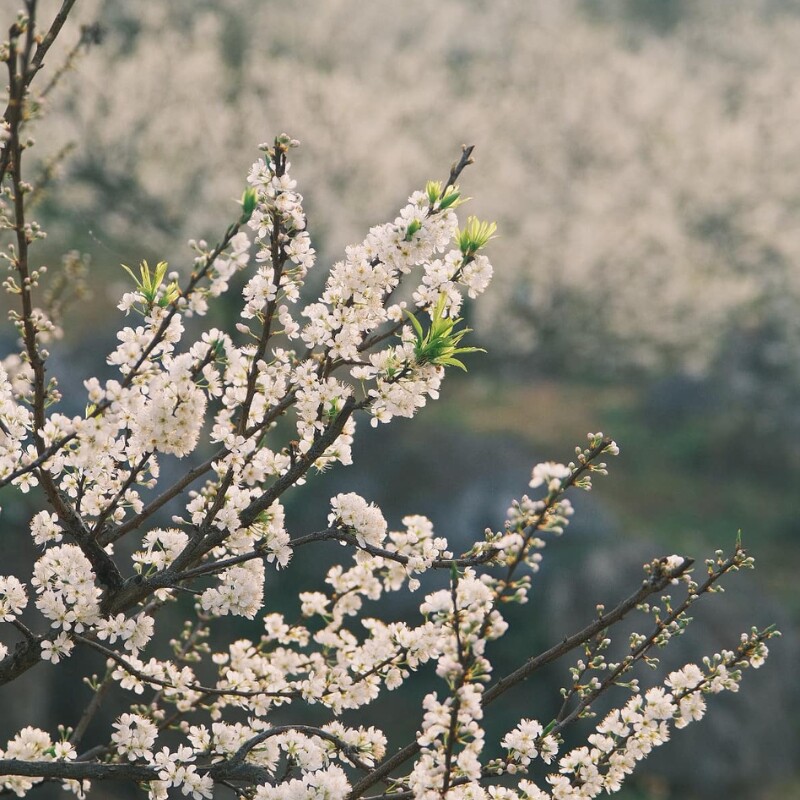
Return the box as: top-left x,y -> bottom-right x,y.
404,219 -> 422,241
425,180 -> 442,205
438,188 -> 462,210
241,187 -> 257,223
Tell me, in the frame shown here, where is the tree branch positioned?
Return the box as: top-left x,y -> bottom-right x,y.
481,557 -> 693,706
347,557 -> 693,799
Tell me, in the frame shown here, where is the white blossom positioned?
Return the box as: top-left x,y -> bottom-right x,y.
111,714 -> 158,761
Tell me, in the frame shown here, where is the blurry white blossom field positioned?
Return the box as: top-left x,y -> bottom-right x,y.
44,0 -> 800,386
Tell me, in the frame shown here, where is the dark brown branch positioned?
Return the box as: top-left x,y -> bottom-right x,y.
91,452 -> 153,536
549,552 -> 738,737
241,395 -> 358,528
500,437 -> 615,591
0,760 -> 157,782
220,725 -> 374,776
0,759 -> 272,785
0,218 -> 245,494
103,390 -> 297,546
440,571 -> 465,796
4,0 -> 122,596
39,21 -> 101,100
54,489 -> 124,592
199,142 -> 290,536
152,395 -> 358,594
354,147 -> 476,356
29,0 -> 77,75
74,634 -> 295,700
444,144 -> 475,194
0,1 -> 77,183
170,525 -> 499,585
481,558 -> 693,706
0,634 -> 43,685
69,671 -> 113,750
103,452 -> 223,544
348,742 -> 420,800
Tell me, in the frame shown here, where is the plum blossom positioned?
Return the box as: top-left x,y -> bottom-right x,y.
111,714 -> 158,761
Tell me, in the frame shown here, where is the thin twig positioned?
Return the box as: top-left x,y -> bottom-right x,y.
69,670 -> 114,749
73,634 -> 296,700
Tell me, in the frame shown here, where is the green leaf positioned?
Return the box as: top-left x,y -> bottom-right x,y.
425,180 -> 442,205
439,357 -> 467,370
404,219 -> 422,241
456,216 -> 497,256
241,187 -> 257,223
120,263 -> 139,283
405,308 -> 425,339
438,189 -> 462,210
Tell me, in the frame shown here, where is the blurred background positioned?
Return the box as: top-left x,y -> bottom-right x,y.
3,0 -> 800,798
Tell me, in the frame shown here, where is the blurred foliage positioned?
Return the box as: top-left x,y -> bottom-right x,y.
442,375 -> 800,617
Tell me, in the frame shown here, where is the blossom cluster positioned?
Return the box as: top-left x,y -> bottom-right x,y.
410,570 -> 507,800
0,726 -> 76,797
521,636 -> 767,800
32,545 -> 101,643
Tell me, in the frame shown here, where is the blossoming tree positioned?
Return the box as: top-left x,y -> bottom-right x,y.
0,4 -> 778,800
45,0 -> 800,390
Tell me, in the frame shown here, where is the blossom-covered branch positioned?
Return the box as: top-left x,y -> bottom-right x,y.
0,5 -> 780,800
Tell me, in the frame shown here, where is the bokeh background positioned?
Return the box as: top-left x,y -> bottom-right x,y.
3,1 -> 800,798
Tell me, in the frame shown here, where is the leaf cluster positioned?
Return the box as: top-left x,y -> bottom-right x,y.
406,294 -> 485,372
